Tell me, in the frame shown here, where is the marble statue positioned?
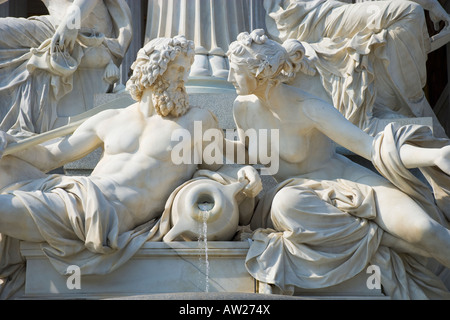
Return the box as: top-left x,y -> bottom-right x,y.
144,0 -> 450,135
263,0 -> 450,137
0,0 -> 132,136
0,35 -> 262,299
226,29 -> 450,299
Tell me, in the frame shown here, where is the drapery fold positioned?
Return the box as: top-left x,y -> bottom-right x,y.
246,123 -> 450,299
0,169 -> 237,299
264,0 -> 444,136
0,0 -> 132,136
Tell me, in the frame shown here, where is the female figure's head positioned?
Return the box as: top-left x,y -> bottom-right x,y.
227,29 -> 314,96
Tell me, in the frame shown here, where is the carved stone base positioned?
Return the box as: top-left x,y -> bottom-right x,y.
19,241 -> 387,300
20,241 -> 255,299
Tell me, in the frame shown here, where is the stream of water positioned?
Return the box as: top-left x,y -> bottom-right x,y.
197,203 -> 212,293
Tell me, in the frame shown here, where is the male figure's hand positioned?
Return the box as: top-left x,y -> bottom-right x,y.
237,166 -> 263,198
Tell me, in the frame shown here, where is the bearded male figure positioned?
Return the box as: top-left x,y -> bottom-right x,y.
0,35 -> 262,298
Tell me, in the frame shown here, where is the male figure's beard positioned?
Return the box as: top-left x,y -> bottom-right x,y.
152,78 -> 190,117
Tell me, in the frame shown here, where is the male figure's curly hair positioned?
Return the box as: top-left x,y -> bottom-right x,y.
126,35 -> 195,101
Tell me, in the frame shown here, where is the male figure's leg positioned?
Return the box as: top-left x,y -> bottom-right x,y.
0,156 -> 46,190
0,154 -> 49,242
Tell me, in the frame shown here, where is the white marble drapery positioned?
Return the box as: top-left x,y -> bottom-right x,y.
246,123 -> 450,299
0,0 -> 132,136
263,0 -> 447,137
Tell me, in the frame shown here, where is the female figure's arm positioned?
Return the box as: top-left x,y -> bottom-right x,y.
302,98 -> 374,160
303,97 -> 450,174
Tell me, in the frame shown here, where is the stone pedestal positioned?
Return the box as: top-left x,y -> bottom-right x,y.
19,241 -> 386,300
20,242 -> 254,299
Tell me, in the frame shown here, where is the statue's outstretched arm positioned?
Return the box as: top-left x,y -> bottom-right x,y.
0,109 -> 111,173
305,98 -> 450,174
196,108 -> 263,200
400,144 -> 450,174
304,99 -> 374,161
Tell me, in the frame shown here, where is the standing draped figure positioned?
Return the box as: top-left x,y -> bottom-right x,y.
0,0 -> 132,136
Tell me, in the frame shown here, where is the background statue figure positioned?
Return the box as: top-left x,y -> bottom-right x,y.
263,0 -> 450,137
0,35 -> 262,299
144,0 -> 449,135
0,0 -> 132,136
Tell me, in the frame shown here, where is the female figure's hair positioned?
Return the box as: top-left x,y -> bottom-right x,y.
227,29 -> 315,85
126,35 -> 195,101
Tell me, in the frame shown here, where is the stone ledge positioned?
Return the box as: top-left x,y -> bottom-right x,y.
20,241 -> 256,299
19,241 -> 387,300
107,292 -> 389,300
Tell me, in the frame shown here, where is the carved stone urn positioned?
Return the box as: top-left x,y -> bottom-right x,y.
163,179 -> 247,242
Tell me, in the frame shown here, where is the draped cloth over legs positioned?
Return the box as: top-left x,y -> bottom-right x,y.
0,175 -> 158,299
0,169 -> 237,299
246,123 -> 450,299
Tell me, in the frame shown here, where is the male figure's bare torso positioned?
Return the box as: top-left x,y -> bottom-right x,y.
89,104 -> 217,230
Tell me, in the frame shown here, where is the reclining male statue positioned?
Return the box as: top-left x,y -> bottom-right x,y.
0,35 -> 262,299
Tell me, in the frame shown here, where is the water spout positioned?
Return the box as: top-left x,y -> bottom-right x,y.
198,209 -> 210,292
198,201 -> 214,212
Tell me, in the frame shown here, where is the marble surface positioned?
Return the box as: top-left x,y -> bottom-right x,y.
2,0 -> 450,301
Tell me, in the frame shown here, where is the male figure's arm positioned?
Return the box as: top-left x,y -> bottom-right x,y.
196,108 -> 262,225
3,109 -> 116,173
197,108 -> 261,194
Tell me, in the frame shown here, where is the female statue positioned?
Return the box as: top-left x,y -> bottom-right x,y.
227,29 -> 450,299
